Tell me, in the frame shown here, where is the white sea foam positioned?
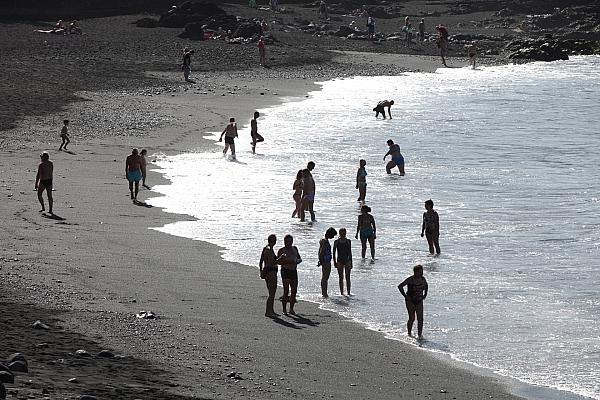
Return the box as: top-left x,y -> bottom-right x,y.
148,56 -> 600,399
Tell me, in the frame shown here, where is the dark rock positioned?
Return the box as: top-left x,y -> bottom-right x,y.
0,364 -> 12,376
0,382 -> 5,400
233,22 -> 262,39
178,22 -> 204,40
0,372 -> 13,384
201,14 -> 239,32
8,361 -> 27,373
32,320 -> 50,330
6,354 -> 27,366
135,17 -> 159,28
75,350 -> 91,358
159,2 -> 227,28
97,350 -> 115,358
333,25 -> 354,37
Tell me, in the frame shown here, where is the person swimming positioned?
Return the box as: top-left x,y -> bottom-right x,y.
355,205 -> 376,260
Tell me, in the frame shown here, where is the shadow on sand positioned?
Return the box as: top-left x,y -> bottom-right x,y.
41,212 -> 65,220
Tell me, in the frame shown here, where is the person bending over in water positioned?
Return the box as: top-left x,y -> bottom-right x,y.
333,228 -> 353,295
250,111 -> 264,154
356,159 -> 367,202
355,205 -> 376,260
318,227 -> 337,298
35,152 -> 54,214
259,234 -> 279,317
398,264 -> 428,339
291,169 -> 303,218
58,119 -> 70,151
383,139 -> 405,175
219,118 -> 238,158
421,199 -> 440,255
125,148 -> 143,201
300,168 -> 316,222
277,234 -> 302,315
373,100 -> 394,119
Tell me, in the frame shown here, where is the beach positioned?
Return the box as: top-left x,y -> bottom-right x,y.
1,4 -> 597,399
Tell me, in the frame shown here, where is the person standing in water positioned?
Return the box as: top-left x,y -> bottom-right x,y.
291,169 -> 303,218
467,44 -> 477,70
182,47 -> 194,82
355,205 -> 376,260
398,264 -> 428,339
35,152 -> 54,214
333,228 -> 352,296
259,234 -> 279,317
421,199 -> 441,255
318,227 -> 337,298
58,119 -> 70,151
219,117 -> 238,159
125,148 -> 143,201
140,149 -> 149,189
300,168 -> 316,222
356,159 -> 367,202
277,234 -> 302,315
384,139 -> 405,175
250,111 -> 264,154
373,100 -> 394,119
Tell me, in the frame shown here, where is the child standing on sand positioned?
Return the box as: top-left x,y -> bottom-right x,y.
398,265 -> 428,339
58,119 -> 70,151
421,199 -> 440,255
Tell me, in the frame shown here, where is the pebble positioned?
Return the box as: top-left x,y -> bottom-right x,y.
31,320 -> 50,330
97,350 -> 114,358
0,372 -> 13,384
6,354 -> 27,366
8,361 -> 28,373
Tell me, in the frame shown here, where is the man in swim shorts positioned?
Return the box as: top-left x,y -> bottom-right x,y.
300,168 -> 316,222
250,111 -> 264,154
373,100 -> 394,119
125,148 -> 143,201
35,152 -> 54,214
383,139 -> 405,175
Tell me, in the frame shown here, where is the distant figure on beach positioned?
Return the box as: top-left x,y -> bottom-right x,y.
421,199 -> 440,255
366,16 -> 375,40
291,169 -> 303,218
35,152 -> 54,214
35,20 -> 67,34
398,264 -> 428,339
373,100 -> 394,119
356,159 -> 367,202
270,0 -> 279,12
219,118 -> 238,158
125,148 -> 143,201
250,111 -> 264,154
436,24 -> 449,67
258,36 -> 267,67
140,149 -> 149,189
58,119 -> 70,151
68,20 -> 82,35
333,228 -> 352,295
404,23 -> 413,45
277,234 -> 302,314
383,139 -> 405,175
259,234 -> 279,317
355,205 -> 376,260
418,18 -> 425,43
319,0 -> 328,19
467,44 -> 477,69
318,227 -> 337,298
182,48 -> 194,82
300,168 -> 316,222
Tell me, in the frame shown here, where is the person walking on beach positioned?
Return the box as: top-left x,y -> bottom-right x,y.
319,0 -> 328,20
356,159 -> 367,202
318,227 -> 337,298
259,234 -> 279,317
58,119 -> 70,151
250,111 -> 264,154
418,18 -> 425,43
125,148 -> 143,201
258,36 -> 267,67
35,152 -> 54,214
277,234 -> 302,315
436,24 -> 449,67
421,199 -> 440,255
291,170 -> 303,218
384,139 -> 405,175
333,228 -> 353,295
182,48 -> 194,82
366,16 -> 375,40
219,118 -> 238,159
355,205 -> 376,260
140,149 -> 149,189
467,44 -> 477,70
373,100 -> 394,119
398,264 -> 428,339
300,168 -> 316,222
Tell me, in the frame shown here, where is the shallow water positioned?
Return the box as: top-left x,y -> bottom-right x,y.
149,56 -> 600,399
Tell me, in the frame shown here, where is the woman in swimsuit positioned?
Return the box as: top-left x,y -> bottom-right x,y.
259,234 -> 279,317
356,159 -> 367,203
276,234 -> 302,314
355,205 -> 376,260
333,228 -> 353,295
318,227 -> 337,298
398,264 -> 428,339
291,170 -> 303,218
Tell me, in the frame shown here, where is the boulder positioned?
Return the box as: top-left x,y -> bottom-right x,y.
97,350 -> 115,358
0,364 -> 12,376
333,25 -> 353,37
178,22 -> 205,40
6,354 -> 27,367
8,361 -> 27,373
0,372 -> 13,384
135,17 -> 159,28
233,22 -> 262,39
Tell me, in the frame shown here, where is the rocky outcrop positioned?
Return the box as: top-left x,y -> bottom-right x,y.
158,2 -> 226,28
506,38 -> 600,61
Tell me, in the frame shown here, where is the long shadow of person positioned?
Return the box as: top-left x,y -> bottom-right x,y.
288,314 -> 319,327
271,317 -> 302,330
41,213 -> 65,221
133,200 -> 153,208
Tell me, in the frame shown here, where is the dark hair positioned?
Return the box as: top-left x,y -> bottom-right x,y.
229,117 -> 235,122
425,199 -> 434,208
325,227 -> 337,238
413,264 -> 424,274
284,234 -> 293,244
387,139 -> 394,145
40,152 -> 49,160
307,161 -> 315,170
361,205 -> 371,213
267,234 -> 277,244
140,149 -> 147,155
296,170 -> 303,180
254,111 -> 260,118
64,119 -> 69,124
339,227 -> 347,235
359,159 -> 366,166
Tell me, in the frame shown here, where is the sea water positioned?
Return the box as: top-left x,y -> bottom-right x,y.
148,56 -> 600,399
